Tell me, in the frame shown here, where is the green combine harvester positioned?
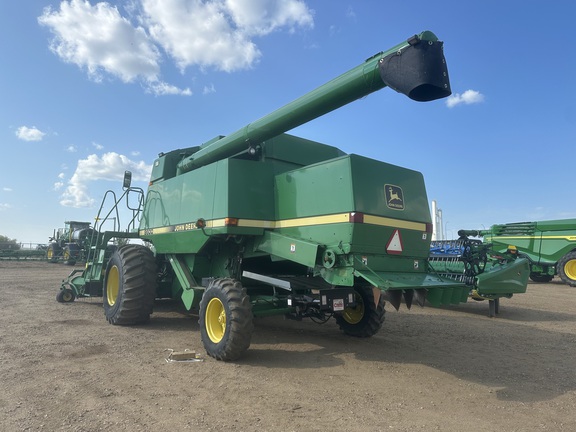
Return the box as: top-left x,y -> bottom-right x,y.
460,219 -> 576,286
58,31 -> 530,361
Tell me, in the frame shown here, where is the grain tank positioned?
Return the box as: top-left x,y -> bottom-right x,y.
60,31 -> 509,361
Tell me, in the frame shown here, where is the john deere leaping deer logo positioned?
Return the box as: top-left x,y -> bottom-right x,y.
385,184 -> 404,210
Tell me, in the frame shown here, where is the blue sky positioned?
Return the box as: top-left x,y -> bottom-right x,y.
1,0 -> 575,244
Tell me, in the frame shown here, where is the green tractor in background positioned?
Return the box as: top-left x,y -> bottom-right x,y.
57,31 -> 530,361
46,221 -> 96,265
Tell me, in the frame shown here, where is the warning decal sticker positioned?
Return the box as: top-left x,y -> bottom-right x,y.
386,229 -> 403,254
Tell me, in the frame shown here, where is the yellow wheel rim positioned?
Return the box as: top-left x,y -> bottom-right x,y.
47,249 -> 53,259
64,250 -> 70,260
205,297 -> 226,343
341,293 -> 365,324
565,259 -> 576,281
106,265 -> 120,306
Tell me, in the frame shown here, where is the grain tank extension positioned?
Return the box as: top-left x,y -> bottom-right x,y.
59,31 -> 503,361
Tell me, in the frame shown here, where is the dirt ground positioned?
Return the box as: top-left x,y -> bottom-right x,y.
1,261 -> 575,431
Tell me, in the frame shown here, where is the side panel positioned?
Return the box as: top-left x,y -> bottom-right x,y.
349,155 -> 431,258
535,219 -> 576,263
486,219 -> 576,265
273,155 -> 431,259
275,155 -> 355,219
140,159 -> 274,253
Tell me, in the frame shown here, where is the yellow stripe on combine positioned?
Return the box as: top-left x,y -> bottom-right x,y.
273,213 -> 351,228
141,212 -> 428,234
363,214 -> 426,231
206,219 -> 226,228
487,235 -> 576,241
224,213 -> 425,230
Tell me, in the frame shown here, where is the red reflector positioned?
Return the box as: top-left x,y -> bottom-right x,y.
425,223 -> 433,234
386,229 -> 403,254
225,217 -> 239,226
349,212 -> 364,223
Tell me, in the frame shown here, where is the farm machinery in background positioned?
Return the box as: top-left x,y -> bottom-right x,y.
46,221 -> 96,265
56,31 -> 530,361
458,219 -> 576,287
429,232 -> 529,317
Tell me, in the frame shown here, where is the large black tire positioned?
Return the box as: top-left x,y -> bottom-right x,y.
46,243 -> 61,263
335,285 -> 385,337
63,244 -> 80,266
529,273 -> 553,283
557,251 -> 576,287
199,278 -> 253,361
103,245 -> 157,325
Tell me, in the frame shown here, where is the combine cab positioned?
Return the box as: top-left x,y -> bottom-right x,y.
58,31 -> 529,361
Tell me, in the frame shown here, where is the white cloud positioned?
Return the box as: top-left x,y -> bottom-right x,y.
39,0 -> 161,83
446,89 -> 485,108
203,83 -> 216,95
60,152 -> 152,208
53,182 -> 65,191
67,145 -> 77,152
224,0 -> 314,36
92,142 -> 104,150
16,126 -> 46,141
3,187 -> 13,192
0,203 -> 12,210
146,80 -> 192,96
38,0 -> 189,95
140,0 -> 261,73
38,0 -> 313,93
345,6 -> 356,20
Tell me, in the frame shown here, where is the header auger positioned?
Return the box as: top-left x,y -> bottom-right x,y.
58,31 -> 528,361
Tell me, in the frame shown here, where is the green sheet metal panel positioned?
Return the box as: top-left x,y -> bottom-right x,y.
217,159 -> 275,221
262,133 -> 346,168
273,154 -> 431,258
275,155 -> 355,219
532,219 -> 576,263
255,231 -> 321,268
475,258 -> 530,295
348,155 -> 431,225
140,158 -> 274,254
354,269 -> 466,291
485,218 -> 576,265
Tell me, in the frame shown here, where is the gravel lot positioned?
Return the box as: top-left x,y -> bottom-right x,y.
1,260 -> 575,431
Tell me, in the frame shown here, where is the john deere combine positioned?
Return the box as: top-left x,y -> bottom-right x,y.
461,220 -> 576,286
58,31 -> 529,361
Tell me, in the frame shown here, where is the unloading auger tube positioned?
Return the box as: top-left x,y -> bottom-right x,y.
176,30 -> 451,173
